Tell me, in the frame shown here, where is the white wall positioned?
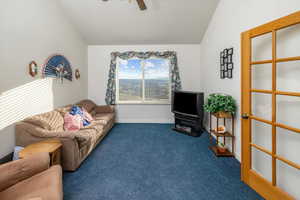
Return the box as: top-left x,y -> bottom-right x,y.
88,45 -> 201,123
0,0 -> 88,158
200,0 -> 300,198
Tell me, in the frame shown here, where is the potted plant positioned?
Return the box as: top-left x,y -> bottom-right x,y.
203,93 -> 236,117
218,142 -> 227,153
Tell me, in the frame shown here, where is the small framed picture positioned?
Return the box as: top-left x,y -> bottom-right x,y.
227,48 -> 233,55
223,49 -> 228,57
227,63 -> 234,70
227,70 -> 233,78
220,52 -> 224,58
220,70 -> 224,79
224,70 -> 228,78
228,55 -> 232,63
221,64 -> 225,70
224,58 -> 228,64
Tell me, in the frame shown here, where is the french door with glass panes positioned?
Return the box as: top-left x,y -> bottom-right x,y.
241,11 -> 300,200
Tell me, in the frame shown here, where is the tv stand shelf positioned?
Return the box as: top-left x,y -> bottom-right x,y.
173,127 -> 193,135
173,113 -> 204,137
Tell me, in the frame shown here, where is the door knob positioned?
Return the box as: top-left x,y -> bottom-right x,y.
242,113 -> 249,119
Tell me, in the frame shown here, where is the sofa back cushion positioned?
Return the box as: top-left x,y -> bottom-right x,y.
23,111 -> 64,131
76,99 -> 96,113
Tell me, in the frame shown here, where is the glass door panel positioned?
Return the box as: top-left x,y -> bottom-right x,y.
277,61 -> 300,93
252,32 -> 272,62
277,127 -> 300,166
252,93 -> 272,121
252,64 -> 272,90
252,148 -> 272,182
277,23 -> 300,58
252,120 -> 272,152
277,160 -> 300,198
276,95 -> 300,130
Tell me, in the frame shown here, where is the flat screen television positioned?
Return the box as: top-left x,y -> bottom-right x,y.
172,91 -> 204,118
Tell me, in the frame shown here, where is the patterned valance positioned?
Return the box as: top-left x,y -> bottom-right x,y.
105,51 -> 182,105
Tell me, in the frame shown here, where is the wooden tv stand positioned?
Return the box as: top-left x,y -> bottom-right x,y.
173,113 -> 204,137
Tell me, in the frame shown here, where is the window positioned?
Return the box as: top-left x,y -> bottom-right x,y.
116,58 -> 171,104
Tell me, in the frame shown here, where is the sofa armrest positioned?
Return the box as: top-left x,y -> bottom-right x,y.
16,122 -> 75,140
94,105 -> 115,114
0,153 -> 50,192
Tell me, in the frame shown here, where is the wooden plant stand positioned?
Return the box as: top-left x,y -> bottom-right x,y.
209,112 -> 235,157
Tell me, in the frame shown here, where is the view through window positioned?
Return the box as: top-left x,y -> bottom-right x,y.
116,58 -> 170,104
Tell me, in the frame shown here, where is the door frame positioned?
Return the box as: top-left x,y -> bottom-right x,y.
241,11 -> 300,200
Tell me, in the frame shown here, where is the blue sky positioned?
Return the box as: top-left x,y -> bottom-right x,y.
118,58 -> 169,79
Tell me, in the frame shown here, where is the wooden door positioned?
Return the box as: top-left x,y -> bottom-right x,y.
241,11 -> 300,200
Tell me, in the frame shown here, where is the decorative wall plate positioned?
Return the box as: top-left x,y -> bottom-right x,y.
29,61 -> 38,77
75,69 -> 80,80
43,54 -> 72,81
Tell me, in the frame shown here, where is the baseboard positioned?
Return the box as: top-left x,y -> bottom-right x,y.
116,118 -> 174,124
0,152 -> 13,164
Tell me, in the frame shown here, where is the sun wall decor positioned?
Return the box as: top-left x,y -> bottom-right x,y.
42,54 -> 73,82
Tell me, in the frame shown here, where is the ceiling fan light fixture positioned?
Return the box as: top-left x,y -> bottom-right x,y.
136,0 -> 147,10
101,0 -> 147,11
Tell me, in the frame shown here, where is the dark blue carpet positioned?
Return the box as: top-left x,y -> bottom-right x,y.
63,124 -> 263,200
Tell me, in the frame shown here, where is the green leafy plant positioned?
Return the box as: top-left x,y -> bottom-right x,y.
217,142 -> 227,152
204,93 -> 237,114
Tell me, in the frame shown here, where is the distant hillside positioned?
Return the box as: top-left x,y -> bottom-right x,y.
119,79 -> 169,101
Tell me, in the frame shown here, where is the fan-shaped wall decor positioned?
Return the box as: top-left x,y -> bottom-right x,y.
43,54 -> 73,81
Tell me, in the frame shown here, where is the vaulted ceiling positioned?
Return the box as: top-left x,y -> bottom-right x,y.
59,0 -> 219,45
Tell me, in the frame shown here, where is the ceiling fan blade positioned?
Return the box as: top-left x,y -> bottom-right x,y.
136,0 -> 147,10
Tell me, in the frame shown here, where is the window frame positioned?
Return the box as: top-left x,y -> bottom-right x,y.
116,57 -> 172,105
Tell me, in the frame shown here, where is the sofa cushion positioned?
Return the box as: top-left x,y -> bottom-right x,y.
94,113 -> 114,125
23,111 -> 64,131
76,99 -> 96,113
0,165 -> 62,200
75,127 -> 103,152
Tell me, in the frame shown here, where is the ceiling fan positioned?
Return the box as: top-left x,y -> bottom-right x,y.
102,0 -> 147,11
136,0 -> 147,10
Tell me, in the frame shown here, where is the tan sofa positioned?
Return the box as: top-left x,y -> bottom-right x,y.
0,153 -> 63,200
15,100 -> 115,171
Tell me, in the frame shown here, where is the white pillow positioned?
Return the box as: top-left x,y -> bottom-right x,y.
13,146 -> 24,160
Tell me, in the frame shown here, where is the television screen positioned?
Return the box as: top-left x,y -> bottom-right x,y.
172,91 -> 199,116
